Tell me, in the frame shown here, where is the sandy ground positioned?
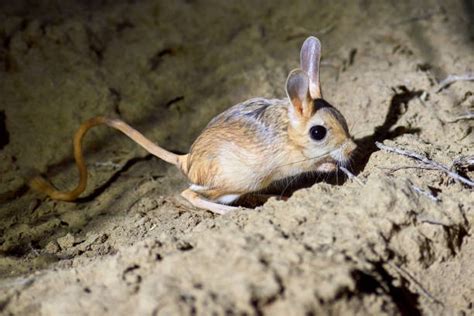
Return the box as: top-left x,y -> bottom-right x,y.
0,0 -> 473,315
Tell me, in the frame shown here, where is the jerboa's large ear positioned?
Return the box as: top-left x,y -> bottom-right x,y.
300,36 -> 322,99
286,69 -> 313,120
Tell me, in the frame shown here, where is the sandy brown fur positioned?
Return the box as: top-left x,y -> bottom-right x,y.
186,99 -> 291,193
184,96 -> 352,200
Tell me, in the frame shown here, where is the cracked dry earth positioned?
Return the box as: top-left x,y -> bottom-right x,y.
0,1 -> 473,315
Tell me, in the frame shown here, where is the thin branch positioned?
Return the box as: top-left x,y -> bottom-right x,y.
378,165 -> 439,173
416,214 -> 449,227
375,142 -> 474,187
410,184 -> 440,202
445,112 -> 474,123
339,166 -> 364,186
388,262 -> 443,306
436,73 -> 474,92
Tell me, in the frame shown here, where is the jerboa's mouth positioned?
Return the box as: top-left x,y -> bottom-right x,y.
314,155 -> 338,172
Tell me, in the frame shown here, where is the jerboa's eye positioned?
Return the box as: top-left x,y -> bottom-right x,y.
309,125 -> 327,141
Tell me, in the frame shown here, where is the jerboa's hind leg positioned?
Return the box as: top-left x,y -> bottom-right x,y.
180,189 -> 239,215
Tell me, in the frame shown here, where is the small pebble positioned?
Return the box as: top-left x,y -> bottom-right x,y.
57,233 -> 75,250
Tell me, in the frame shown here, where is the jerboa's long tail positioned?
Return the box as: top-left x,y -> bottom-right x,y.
29,116 -> 184,201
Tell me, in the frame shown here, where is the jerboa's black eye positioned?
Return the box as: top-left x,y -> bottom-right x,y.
309,125 -> 327,141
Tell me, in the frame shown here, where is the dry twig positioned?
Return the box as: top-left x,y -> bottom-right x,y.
388,262 -> 443,306
410,184 -> 440,202
445,112 -> 474,123
436,73 -> 474,92
378,165 -> 439,173
375,142 -> 474,187
416,214 -> 449,227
